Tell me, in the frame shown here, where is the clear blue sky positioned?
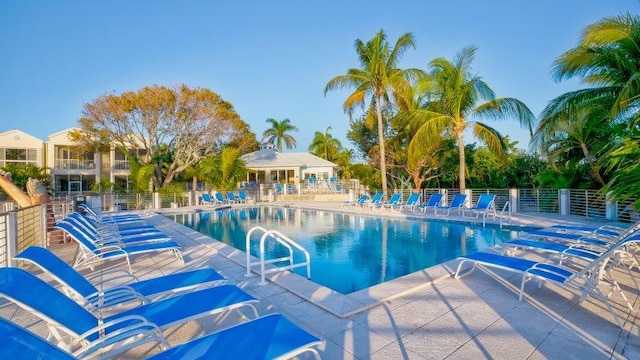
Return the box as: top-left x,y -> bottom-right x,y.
1,1 -> 638,153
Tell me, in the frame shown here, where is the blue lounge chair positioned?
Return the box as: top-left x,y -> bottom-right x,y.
0,268 -> 259,358
78,203 -> 145,225
54,222 -> 183,274
15,246 -> 226,311
63,214 -> 171,247
417,193 -> 443,213
214,192 -> 229,205
342,194 -> 369,208
366,192 -> 384,209
453,235 -> 640,328
382,193 -> 402,210
227,192 -> 239,203
462,194 -> 496,221
200,193 -> 214,205
0,314 -> 322,360
238,190 -> 254,204
393,192 -> 420,212
435,194 -> 467,216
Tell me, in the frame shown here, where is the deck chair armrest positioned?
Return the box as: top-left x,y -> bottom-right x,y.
91,245 -> 127,256
85,269 -> 140,284
71,315 -> 167,359
85,286 -> 146,310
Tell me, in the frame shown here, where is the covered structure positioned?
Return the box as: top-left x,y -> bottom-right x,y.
240,147 -> 338,186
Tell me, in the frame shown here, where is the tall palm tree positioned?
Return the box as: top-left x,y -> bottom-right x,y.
409,47 -> 535,190
542,13 -> 640,202
308,126 -> 342,160
324,29 -> 423,196
262,118 -> 298,152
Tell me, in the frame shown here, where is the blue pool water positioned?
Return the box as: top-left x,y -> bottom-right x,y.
167,206 -> 529,294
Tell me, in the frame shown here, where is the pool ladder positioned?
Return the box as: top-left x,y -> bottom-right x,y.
245,226 -> 311,285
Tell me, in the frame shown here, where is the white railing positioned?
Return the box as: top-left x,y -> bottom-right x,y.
244,226 -> 311,285
54,159 -> 96,170
0,205 -> 48,267
499,201 -> 512,228
112,160 -> 130,170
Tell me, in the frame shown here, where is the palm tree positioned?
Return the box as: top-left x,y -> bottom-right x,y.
308,126 -> 342,160
409,47 -> 535,190
324,29 -> 423,196
197,147 -> 247,190
262,118 -> 298,152
542,13 -> 640,202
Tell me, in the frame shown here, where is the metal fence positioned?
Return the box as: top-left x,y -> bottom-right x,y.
0,205 -> 46,267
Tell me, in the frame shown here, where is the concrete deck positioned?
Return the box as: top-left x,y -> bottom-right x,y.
2,202 -> 639,359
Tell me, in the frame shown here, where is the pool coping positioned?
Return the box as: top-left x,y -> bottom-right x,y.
156,203 -> 553,318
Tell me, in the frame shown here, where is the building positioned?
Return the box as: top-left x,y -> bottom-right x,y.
0,129 -> 45,169
241,144 -> 338,185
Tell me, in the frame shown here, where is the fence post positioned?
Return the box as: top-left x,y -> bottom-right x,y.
463,189 -> 473,208
510,188 -> 519,213
559,189 -> 570,216
7,211 -> 17,267
153,192 -> 161,209
606,191 -> 618,221
40,204 -> 48,247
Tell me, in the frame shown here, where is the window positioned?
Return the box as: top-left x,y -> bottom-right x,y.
0,147 -> 38,167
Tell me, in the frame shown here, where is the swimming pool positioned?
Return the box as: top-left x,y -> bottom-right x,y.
167,206 -> 528,294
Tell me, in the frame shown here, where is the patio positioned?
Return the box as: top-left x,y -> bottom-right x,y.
2,202 -> 639,359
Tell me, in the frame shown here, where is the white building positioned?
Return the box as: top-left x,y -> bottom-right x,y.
0,129 -> 45,168
241,146 -> 338,185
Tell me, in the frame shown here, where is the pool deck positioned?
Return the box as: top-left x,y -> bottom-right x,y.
3,201 -> 639,359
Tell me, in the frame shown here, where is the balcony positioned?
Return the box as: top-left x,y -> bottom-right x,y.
54,159 -> 96,170
113,160 -> 130,171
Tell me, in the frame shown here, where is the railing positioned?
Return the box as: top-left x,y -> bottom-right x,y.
244,226 -> 311,285
112,160 -> 130,170
0,205 -> 47,267
54,159 -> 96,170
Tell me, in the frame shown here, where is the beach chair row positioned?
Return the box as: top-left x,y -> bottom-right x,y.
454,217 -> 640,328
0,205 -> 323,358
201,190 -> 253,206
342,192 -> 498,219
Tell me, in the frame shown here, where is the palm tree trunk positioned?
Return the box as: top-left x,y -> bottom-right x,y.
376,96 -> 388,196
581,144 -> 606,185
457,131 -> 466,191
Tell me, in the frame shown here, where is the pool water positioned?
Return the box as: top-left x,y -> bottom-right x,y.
167,206 -> 527,294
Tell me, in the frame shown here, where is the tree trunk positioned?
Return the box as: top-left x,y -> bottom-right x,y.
457,131 -> 466,191
376,96 -> 388,197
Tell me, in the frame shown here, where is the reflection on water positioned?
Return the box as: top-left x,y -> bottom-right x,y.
166,207 -> 524,294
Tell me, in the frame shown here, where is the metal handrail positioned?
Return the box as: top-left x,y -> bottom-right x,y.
245,226 -> 311,285
499,201 -> 512,228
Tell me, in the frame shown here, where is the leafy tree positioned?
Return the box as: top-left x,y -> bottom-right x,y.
0,163 -> 50,192
325,29 -> 424,196
197,147 -> 247,191
408,47 -> 535,190
334,148 -> 354,179
72,84 -> 256,191
308,126 -> 342,160
262,118 -> 298,152
542,13 -> 640,203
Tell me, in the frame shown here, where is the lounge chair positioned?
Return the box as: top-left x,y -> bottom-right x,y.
214,192 -> 229,205
416,193 -> 443,214
366,192 -> 384,209
381,193 -> 402,210
238,190 -> 254,204
63,214 -> 171,246
200,193 -> 214,205
342,194 -> 368,208
78,203 -> 145,225
434,194 -> 467,216
462,194 -> 496,221
0,313 -> 322,360
15,246 -> 226,311
0,268 -> 259,358
54,222 -> 183,274
227,192 -> 239,203
392,192 -> 420,212
453,235 -> 640,328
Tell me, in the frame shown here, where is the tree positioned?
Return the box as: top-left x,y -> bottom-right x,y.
262,118 -> 298,152
73,85 -> 257,191
408,47 -> 535,190
197,147 -> 247,191
542,13 -> 640,203
325,29 -> 423,196
308,126 -> 342,160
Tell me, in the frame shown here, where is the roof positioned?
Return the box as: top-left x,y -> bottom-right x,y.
0,129 -> 44,144
241,149 -> 337,168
